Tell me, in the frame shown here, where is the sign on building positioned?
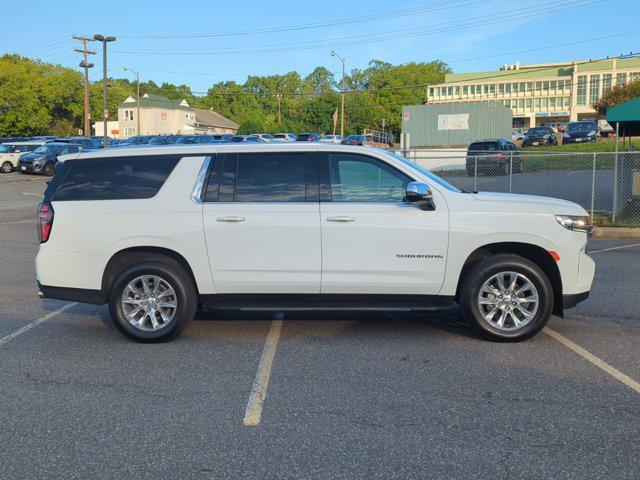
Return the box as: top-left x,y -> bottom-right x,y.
437,113 -> 469,130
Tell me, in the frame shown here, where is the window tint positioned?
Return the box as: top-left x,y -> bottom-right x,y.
325,153 -> 411,203
51,155 -> 180,201
468,142 -> 498,151
204,152 -> 319,202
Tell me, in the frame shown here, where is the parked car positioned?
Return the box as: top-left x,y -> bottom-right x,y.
562,121 -> 598,144
18,143 -> 81,176
273,133 -> 296,142
211,134 -> 234,142
114,135 -> 156,147
229,135 -> 265,143
466,140 -> 522,176
35,143 -> 594,342
319,135 -> 343,143
341,134 -> 373,146
296,132 -> 321,142
0,136 -> 32,144
147,135 -> 179,146
511,129 -> 525,143
0,141 -> 46,173
522,126 -> 558,147
249,134 -> 274,142
65,137 -> 104,150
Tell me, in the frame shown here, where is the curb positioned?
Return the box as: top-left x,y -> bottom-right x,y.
593,227 -> 640,239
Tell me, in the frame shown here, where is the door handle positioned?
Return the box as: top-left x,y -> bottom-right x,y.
326,215 -> 355,222
216,216 -> 245,223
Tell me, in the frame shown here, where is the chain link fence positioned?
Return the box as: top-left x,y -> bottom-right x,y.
396,148 -> 640,227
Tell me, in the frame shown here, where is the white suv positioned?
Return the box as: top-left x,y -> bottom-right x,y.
35,144 -> 595,342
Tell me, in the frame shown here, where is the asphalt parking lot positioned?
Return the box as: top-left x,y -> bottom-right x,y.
1,171 -> 639,479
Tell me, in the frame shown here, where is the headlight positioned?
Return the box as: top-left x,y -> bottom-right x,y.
587,131 -> 596,136
555,215 -> 593,233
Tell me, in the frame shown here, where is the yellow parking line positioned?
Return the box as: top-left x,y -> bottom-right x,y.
243,319 -> 284,426
544,327 -> 640,395
0,303 -> 78,346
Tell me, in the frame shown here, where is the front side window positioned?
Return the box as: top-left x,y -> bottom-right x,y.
324,153 -> 411,203
205,152 -> 319,203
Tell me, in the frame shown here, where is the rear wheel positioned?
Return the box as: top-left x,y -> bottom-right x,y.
1,161 -> 12,173
108,260 -> 197,342
459,254 -> 553,341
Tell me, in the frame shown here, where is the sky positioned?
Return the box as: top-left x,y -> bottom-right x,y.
2,0 -> 639,94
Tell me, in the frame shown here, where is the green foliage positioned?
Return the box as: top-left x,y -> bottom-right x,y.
0,55 -> 450,138
594,79 -> 640,116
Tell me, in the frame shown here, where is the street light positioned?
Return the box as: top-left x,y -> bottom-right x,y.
94,34 -> 116,147
123,67 -> 141,136
331,50 -> 346,137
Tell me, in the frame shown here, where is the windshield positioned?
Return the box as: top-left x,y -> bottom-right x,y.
568,122 -> 595,132
469,142 -> 498,151
0,145 -> 12,153
387,151 -> 461,193
527,127 -> 549,136
34,145 -> 56,154
175,136 -> 197,144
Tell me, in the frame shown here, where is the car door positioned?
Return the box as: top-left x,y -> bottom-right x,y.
202,149 -> 321,294
319,151 -> 449,296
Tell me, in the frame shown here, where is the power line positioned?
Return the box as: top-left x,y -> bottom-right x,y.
117,0 -> 489,39
111,0 -> 605,56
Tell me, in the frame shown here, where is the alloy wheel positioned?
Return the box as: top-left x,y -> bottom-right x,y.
121,275 -> 178,332
477,271 -> 539,331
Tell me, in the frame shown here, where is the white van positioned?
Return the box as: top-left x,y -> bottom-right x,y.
0,141 -> 46,173
36,143 -> 595,342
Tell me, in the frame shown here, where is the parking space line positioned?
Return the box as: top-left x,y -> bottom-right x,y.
243,319 -> 284,426
544,327 -> 640,395
588,243 -> 640,254
0,303 -> 77,347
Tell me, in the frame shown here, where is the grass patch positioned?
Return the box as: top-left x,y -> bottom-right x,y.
526,140 -> 640,153
592,210 -> 640,228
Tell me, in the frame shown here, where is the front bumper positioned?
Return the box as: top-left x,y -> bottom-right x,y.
18,163 -> 42,174
562,136 -> 597,144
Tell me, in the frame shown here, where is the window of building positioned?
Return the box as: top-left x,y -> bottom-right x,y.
498,84 -> 504,95
429,88 -> 434,96
513,83 -> 519,94
602,74 -> 612,93
550,81 -> 557,91
483,84 -> 489,94
541,98 -> 549,109
577,75 -> 587,105
543,81 -> 550,93
519,82 -> 526,92
564,97 -> 571,107
631,72 -> 640,82
505,83 -> 511,94
447,86 -> 453,96
549,98 -> 556,109
489,84 -> 496,94
525,98 -> 532,109
455,86 -> 460,96
616,73 -> 627,85
462,85 -> 468,95
535,82 -> 542,92
518,99 -> 525,109
535,98 -> 541,109
589,75 -> 600,104
470,85 -> 476,95
526,82 -> 533,92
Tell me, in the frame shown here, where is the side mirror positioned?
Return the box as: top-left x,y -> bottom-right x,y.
405,182 -> 434,210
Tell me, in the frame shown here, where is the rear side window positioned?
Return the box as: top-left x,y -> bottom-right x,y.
205,152 -> 318,202
468,142 -> 498,151
51,155 -> 180,201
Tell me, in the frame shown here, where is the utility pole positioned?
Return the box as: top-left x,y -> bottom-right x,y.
73,35 -> 96,137
93,34 -> 116,147
331,51 -> 346,137
123,67 -> 141,135
276,94 -> 282,124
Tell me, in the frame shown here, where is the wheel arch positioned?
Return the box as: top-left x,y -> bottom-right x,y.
455,242 -> 563,317
101,247 -> 199,303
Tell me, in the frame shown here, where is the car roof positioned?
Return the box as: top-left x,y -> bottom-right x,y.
70,142 -> 385,160
2,141 -> 46,146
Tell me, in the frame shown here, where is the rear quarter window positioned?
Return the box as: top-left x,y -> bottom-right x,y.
50,155 -> 180,201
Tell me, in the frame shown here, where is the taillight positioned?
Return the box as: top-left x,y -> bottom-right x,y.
37,202 -> 54,243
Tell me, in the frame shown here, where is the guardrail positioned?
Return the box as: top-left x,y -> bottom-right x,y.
396,149 -> 640,227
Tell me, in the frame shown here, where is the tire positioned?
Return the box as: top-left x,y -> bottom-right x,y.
42,163 -> 55,177
459,254 -> 553,341
107,260 -> 197,342
1,161 -> 12,173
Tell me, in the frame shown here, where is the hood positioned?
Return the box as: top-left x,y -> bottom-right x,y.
471,191 -> 587,216
19,152 -> 49,162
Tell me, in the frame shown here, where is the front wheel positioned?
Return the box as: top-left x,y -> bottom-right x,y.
42,163 -> 55,176
108,260 -> 197,342
459,254 -> 553,341
1,161 -> 12,173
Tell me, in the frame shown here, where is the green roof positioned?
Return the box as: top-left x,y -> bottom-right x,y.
607,97 -> 640,123
119,93 -> 191,110
444,57 -> 640,84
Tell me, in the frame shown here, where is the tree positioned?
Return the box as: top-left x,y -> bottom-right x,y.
594,79 -> 640,116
